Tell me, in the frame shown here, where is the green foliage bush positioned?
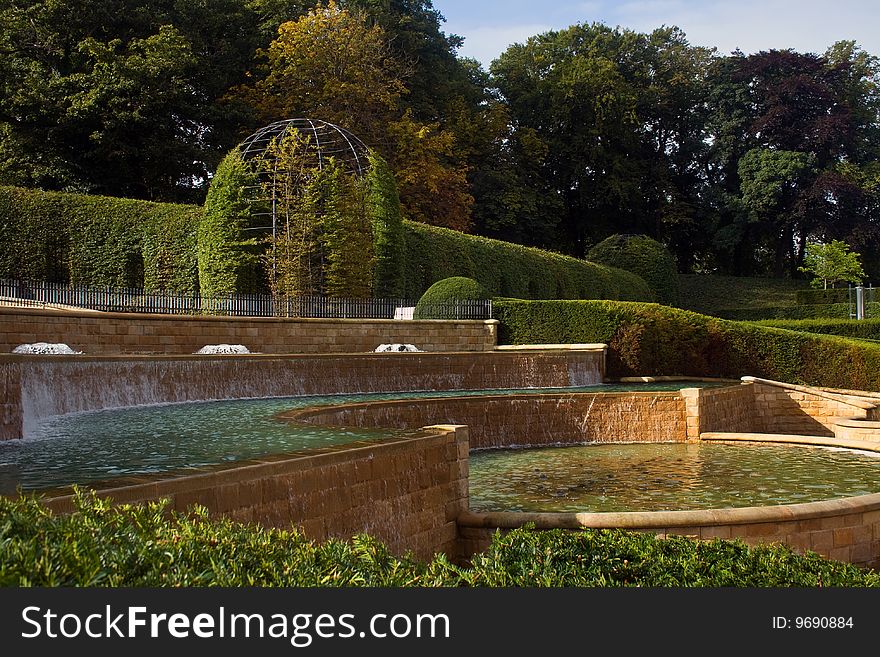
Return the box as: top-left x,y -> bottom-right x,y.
2,492 -> 875,587
402,221 -> 654,301
413,276 -> 489,319
0,185 -> 201,291
494,299 -> 880,389
795,289 -> 853,305
719,303 -> 880,321
587,234 -> 680,306
366,153 -> 405,298
755,319 -> 880,342
198,148 -> 264,297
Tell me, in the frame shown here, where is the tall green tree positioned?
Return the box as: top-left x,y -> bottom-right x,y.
490,23 -> 714,258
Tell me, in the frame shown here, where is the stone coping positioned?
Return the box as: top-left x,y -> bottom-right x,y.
495,343 -> 606,351
741,376 -> 878,411
457,492 -> 880,530
278,388 -> 697,425
701,431 -> 880,453
33,426 -> 452,505
0,306 -> 499,326
615,376 -> 741,384
0,349 -> 547,364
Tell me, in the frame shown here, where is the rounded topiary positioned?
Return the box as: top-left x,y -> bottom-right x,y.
414,276 -> 489,319
587,234 -> 679,306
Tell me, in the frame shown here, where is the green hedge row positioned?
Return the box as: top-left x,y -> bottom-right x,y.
754,318 -> 880,342
401,221 -> 653,301
0,185 -> 201,292
494,300 -> 880,390
718,303 -> 880,321
3,492 -> 875,587
795,288 -> 853,305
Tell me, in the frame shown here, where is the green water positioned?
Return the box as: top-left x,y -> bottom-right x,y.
468,442 -> 880,512
1,382 -> 713,492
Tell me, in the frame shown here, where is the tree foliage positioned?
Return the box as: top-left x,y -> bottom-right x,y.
799,240 -> 865,289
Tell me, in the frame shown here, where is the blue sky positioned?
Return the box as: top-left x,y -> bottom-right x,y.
433,0 -> 880,68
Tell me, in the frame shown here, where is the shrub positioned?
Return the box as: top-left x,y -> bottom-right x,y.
198,148 -> 265,297
413,276 -> 489,319
755,319 -> 880,342
366,153 -> 405,298
0,185 -> 201,292
719,303 -> 880,321
2,491 -> 876,587
587,234 -> 679,306
402,222 -> 653,302
795,289 -> 853,305
494,299 -> 880,390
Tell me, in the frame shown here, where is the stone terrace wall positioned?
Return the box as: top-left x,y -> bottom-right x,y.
0,349 -> 605,440
43,426 -> 469,562
751,381 -> 871,437
0,307 -> 497,355
689,383 -> 757,438
286,392 -> 689,448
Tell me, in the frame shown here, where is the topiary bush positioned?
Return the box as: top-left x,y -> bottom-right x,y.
587,234 -> 679,306
366,153 -> 405,298
494,299 -> 880,390
754,318 -> 880,342
2,491 -> 876,587
413,276 -> 489,319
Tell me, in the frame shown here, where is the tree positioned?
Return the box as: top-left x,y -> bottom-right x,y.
237,1 -> 474,230
799,240 -> 865,289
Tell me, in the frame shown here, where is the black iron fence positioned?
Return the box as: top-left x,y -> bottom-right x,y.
0,279 -> 493,320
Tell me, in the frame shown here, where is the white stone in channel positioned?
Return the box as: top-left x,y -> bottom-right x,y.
12,342 -> 83,354
195,344 -> 251,354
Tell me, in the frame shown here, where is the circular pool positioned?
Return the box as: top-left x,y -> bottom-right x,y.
468,442 -> 880,513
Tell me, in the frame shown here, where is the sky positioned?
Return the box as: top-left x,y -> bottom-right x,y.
433,0 -> 880,68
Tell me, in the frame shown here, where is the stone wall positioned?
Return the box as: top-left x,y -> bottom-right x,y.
0,349 -> 605,440
43,426 -> 469,561
287,392 -> 689,448
751,380 -> 872,437
0,307 -> 497,355
686,383 -> 757,439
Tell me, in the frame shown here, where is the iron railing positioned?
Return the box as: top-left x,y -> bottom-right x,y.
0,279 -> 493,320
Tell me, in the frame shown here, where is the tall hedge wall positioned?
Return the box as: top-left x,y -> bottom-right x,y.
494,299 -> 880,390
401,221 -> 653,301
0,185 -> 201,292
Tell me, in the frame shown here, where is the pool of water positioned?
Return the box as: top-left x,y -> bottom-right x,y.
0,382 -> 722,492
468,442 -> 880,512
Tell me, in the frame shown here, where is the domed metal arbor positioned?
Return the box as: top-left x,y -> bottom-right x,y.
238,118 -> 371,238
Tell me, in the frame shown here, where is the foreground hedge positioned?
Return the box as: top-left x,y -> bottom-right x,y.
401,221 -> 653,301
2,493 -> 875,587
0,185 -> 201,292
494,299 -> 880,389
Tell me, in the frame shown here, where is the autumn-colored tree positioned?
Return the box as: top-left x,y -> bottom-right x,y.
238,1 -> 473,230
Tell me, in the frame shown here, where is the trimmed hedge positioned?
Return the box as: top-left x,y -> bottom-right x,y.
402,221 -> 654,301
2,492 -> 875,587
494,299 -> 880,390
0,185 -> 201,292
587,234 -> 679,306
795,288 -> 852,305
755,319 -> 880,342
719,303 -> 880,321
367,153 -> 405,298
